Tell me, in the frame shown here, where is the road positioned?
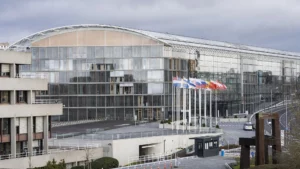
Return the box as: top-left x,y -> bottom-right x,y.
219,121 -> 255,146
262,106 -> 294,134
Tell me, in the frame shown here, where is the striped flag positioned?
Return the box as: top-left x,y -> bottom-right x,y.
190,78 -> 207,89
173,77 -> 188,88
184,78 -> 196,89
210,80 -> 227,90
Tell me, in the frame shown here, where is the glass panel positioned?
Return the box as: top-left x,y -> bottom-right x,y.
78,108 -> 87,120
116,108 -> 124,120
86,96 -> 96,107
97,108 -> 105,119
88,108 -> 96,119
97,96 -> 105,106
69,109 -> 78,121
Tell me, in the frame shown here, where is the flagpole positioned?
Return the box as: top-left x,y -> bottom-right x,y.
194,88 -> 196,129
199,89 -> 201,131
176,88 -> 180,132
172,84 -> 174,130
215,90 -> 218,126
210,90 -> 212,128
199,89 -> 202,131
183,88 -> 186,132
204,89 -> 207,127
188,88 -> 191,131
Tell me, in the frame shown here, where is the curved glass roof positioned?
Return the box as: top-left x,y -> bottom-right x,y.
8,24 -> 300,58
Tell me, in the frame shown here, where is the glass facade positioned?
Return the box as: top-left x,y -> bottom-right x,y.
21,45 -> 189,121
18,28 -> 300,121
195,48 -> 299,116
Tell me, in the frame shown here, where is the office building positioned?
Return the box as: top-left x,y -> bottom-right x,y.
7,24 -> 300,121
0,50 -> 62,158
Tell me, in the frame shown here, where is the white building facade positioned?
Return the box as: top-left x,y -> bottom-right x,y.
0,50 -> 63,159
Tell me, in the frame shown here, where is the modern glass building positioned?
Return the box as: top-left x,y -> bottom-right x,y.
8,25 -> 300,121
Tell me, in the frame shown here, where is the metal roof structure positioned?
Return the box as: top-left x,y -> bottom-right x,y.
8,24 -> 300,59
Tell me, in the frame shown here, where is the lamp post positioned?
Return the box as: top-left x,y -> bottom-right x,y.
270,87 -> 278,114
285,95 -> 288,130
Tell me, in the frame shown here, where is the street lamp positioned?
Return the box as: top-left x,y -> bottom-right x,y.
270,87 -> 278,114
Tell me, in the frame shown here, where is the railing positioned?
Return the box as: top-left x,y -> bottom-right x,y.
33,99 -> 62,104
115,155 -> 197,169
0,144 -> 101,161
16,73 -> 47,79
52,128 -> 223,141
248,100 -> 290,122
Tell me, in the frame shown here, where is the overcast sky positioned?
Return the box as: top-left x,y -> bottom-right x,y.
1,0 -> 300,52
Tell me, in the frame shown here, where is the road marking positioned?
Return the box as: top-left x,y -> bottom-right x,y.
115,124 -> 130,127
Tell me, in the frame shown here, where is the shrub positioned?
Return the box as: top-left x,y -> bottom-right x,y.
71,166 -> 84,169
202,123 -> 206,127
160,120 -> 165,124
91,157 -> 119,169
234,115 -> 238,118
216,124 -> 220,129
167,120 -> 171,124
244,115 -> 247,118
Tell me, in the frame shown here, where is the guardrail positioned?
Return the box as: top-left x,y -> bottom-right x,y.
115,155 -> 197,169
53,128 -> 223,141
33,99 -> 62,104
0,144 -> 101,161
248,100 -> 289,122
16,73 -> 47,79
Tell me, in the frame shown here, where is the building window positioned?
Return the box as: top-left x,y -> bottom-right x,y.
0,91 -> 10,104
1,118 -> 11,135
16,91 -> 27,103
0,64 -> 10,77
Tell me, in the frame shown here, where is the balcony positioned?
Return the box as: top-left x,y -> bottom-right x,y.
0,100 -> 63,118
0,77 -> 48,91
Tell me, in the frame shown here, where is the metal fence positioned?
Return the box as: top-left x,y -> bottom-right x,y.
0,144 -> 101,161
52,128 -> 223,141
33,99 -> 62,104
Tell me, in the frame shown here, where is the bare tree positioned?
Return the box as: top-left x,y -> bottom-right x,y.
84,147 -> 94,169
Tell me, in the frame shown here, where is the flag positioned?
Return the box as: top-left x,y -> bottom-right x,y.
210,80 -> 227,90
173,77 -> 188,88
191,78 -> 207,89
184,78 -> 196,89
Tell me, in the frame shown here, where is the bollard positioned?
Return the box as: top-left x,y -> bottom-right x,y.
221,149 -> 225,157
170,162 -> 172,169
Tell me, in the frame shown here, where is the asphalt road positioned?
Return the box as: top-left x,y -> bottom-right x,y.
52,120 -> 135,134
262,106 -> 294,134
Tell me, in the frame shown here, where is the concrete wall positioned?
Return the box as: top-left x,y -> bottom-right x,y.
111,133 -> 222,166
0,78 -> 48,90
0,103 -> 63,118
0,148 -> 103,168
0,50 -> 31,64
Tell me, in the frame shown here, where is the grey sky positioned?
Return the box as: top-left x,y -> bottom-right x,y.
1,0 -> 300,52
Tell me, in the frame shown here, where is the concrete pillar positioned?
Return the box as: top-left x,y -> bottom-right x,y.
10,63 -> 16,78
27,90 -> 32,104
10,117 -> 16,158
10,90 -> 16,104
27,116 -> 33,156
240,145 -> 250,169
43,116 -> 49,153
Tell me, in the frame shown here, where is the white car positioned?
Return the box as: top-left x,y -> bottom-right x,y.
243,122 -> 253,131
